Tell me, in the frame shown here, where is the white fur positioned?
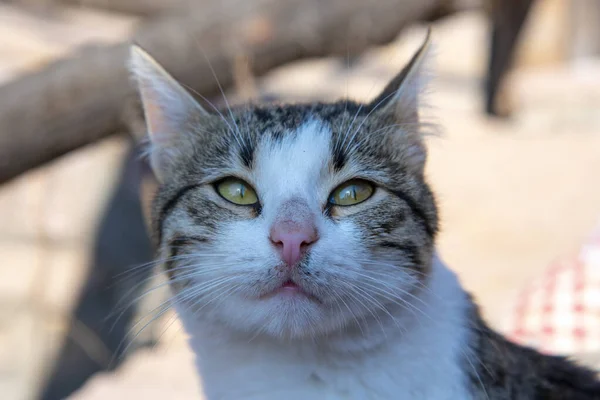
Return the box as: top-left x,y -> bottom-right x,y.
162,119 -> 474,399
180,256 -> 473,400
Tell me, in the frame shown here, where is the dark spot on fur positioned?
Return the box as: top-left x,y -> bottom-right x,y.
184,203 -> 219,232
250,202 -> 263,218
186,204 -> 202,221
253,107 -> 271,124
390,189 -> 437,238
379,241 -> 419,267
238,139 -> 255,168
379,212 -> 406,234
323,203 -> 334,218
157,184 -> 203,243
165,235 -> 209,278
332,144 -> 346,172
271,128 -> 285,141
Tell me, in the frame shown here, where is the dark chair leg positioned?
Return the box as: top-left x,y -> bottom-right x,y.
485,0 -> 536,117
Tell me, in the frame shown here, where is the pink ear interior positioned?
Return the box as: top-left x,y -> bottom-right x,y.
129,46 -> 205,180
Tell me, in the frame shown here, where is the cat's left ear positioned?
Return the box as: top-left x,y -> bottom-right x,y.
369,28 -> 432,124
368,29 -> 432,174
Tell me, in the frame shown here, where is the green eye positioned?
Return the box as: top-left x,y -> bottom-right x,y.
216,178 -> 258,205
329,180 -> 374,206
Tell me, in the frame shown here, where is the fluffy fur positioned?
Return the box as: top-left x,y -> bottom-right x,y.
129,32 -> 600,399
181,256 -> 473,400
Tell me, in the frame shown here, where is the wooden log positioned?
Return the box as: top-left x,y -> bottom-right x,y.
484,0 -> 536,117
0,0 -> 449,185
1,0 -> 188,16
60,0 -> 193,16
59,0 -> 467,19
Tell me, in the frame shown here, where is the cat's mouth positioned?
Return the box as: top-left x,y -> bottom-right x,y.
261,279 -> 319,302
280,280 -> 301,292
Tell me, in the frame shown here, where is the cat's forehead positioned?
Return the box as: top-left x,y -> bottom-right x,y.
244,101 -> 362,133
222,102 -> 396,187
252,118 -> 332,207
239,101 -> 373,168
254,118 -> 331,176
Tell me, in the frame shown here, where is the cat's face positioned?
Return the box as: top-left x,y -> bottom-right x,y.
130,33 -> 438,339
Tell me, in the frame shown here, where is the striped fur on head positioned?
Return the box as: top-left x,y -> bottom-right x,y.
129,32 -> 439,339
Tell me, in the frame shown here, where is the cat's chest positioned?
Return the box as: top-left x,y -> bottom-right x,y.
192,336 -> 472,400
275,358 -> 470,400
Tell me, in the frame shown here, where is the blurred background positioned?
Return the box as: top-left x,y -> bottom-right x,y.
0,0 -> 599,399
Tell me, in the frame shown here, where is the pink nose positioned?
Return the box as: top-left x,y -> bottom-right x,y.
269,222 -> 318,266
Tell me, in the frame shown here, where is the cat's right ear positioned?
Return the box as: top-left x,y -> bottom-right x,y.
128,45 -> 208,182
369,28 -> 432,124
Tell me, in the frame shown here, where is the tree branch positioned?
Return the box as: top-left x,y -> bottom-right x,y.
0,0 -> 449,185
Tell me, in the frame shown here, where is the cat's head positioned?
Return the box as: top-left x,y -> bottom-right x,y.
129,32 -> 438,340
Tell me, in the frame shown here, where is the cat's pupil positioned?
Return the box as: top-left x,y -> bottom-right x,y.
237,184 -> 245,199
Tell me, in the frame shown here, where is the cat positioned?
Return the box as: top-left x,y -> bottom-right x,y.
128,31 -> 600,399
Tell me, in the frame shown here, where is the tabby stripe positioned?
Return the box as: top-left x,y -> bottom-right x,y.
390,190 -> 436,238
238,139 -> 255,168
157,184 -> 202,243
379,241 -> 420,267
165,235 -> 209,277
331,143 -> 346,172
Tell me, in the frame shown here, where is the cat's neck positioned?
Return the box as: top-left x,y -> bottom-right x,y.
179,255 -> 476,399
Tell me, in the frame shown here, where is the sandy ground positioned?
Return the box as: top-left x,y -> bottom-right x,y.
0,5 -> 599,400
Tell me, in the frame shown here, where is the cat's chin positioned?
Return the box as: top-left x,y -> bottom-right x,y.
205,289 -> 335,340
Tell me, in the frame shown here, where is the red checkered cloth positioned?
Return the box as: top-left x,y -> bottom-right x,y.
504,222 -> 600,357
